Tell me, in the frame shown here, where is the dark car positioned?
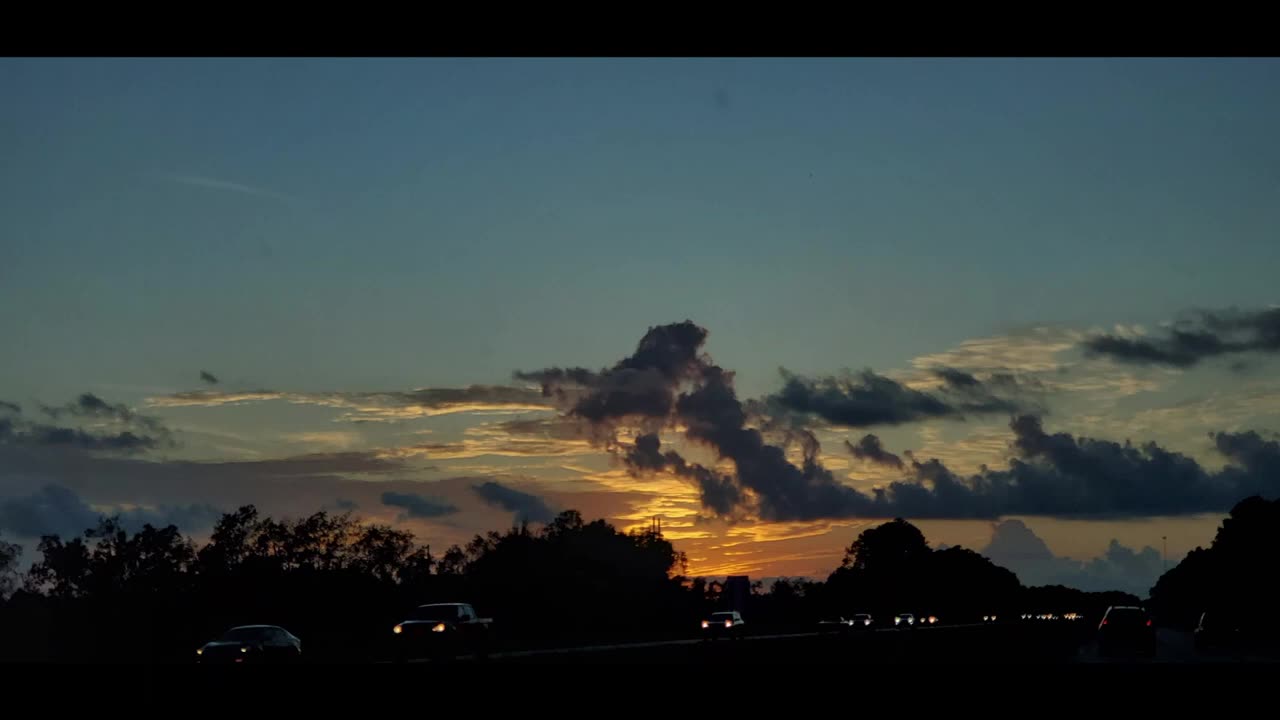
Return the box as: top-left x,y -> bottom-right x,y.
197,625 -> 301,664
392,602 -> 493,662
1097,606 -> 1156,658
701,610 -> 745,640
1194,610 -> 1245,654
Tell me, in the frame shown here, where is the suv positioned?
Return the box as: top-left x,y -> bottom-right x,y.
1097,606 -> 1156,658
701,610 -> 745,639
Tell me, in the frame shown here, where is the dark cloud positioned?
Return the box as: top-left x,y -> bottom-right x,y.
333,498 -> 359,511
0,416 -> 165,454
766,367 -> 1033,429
623,434 -> 744,518
199,370 -> 219,385
521,322 -> 869,521
1082,307 -> 1280,368
981,519 -> 1166,596
861,415 -> 1280,520
471,481 -> 556,524
13,392 -> 175,451
520,320 -> 1279,522
380,491 -> 459,520
515,321 -> 709,427
0,401 -> 19,414
0,484 -> 222,539
845,434 -> 904,470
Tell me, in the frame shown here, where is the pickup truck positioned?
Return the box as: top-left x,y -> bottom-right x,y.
392,602 -> 494,661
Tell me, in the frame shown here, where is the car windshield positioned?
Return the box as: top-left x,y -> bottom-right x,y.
711,612 -> 735,620
220,626 -> 275,642
1106,608 -> 1148,625
411,605 -> 459,621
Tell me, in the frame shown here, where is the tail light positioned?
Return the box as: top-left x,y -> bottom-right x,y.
1101,619 -> 1108,625
1146,620 -> 1153,627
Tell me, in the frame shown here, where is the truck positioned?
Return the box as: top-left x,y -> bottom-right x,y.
391,602 -> 494,661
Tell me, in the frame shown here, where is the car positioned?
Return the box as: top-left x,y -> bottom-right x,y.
894,613 -> 916,628
392,602 -> 493,662
196,625 -> 301,664
1097,605 -> 1156,658
1194,609 -> 1245,654
701,610 -> 745,640
818,614 -> 873,634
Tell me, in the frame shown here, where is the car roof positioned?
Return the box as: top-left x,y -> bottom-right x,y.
229,624 -> 284,630
418,602 -> 465,607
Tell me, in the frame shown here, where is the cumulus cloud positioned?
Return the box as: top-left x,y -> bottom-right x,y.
199,370 -> 219,385
0,484 -> 222,540
981,519 -> 1165,597
146,385 -> 554,421
471,481 -> 556,524
845,434 -> 904,469
380,491 -> 459,520
1082,307 -> 1280,368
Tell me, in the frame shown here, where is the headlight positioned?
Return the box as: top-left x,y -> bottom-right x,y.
725,620 -> 732,628
701,620 -> 709,629
432,623 -> 447,633
863,619 -> 871,626
991,616 -> 996,622
196,648 -> 203,656
240,647 -> 248,653
895,618 -> 901,625
393,624 -> 403,634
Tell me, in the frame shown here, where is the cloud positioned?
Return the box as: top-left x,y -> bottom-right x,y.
861,415 -> 1280,520
333,498 -> 358,511
0,401 -> 20,414
526,320 -> 1280,523
471,481 -> 556,524
520,321 -> 871,522
765,367 -> 1036,429
199,371 -> 219,385
981,519 -> 1164,597
1082,307 -> 1280,368
156,172 -> 294,203
380,491 -> 459,520
0,484 -> 222,540
845,434 -> 904,469
146,385 -> 554,422
16,393 -> 175,452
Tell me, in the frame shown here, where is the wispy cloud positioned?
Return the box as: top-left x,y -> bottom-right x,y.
154,172 -> 294,203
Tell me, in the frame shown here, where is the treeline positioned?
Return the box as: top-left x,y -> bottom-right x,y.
1149,495 -> 1280,630
5,497 -> 1273,662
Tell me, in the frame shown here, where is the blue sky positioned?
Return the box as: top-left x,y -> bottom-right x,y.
2,58 -> 1279,585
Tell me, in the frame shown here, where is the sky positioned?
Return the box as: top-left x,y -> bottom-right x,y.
2,58 -> 1279,596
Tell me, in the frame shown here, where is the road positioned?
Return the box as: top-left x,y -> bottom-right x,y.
387,623 -> 1280,664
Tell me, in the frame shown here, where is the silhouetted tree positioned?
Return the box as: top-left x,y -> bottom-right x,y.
0,533 -> 20,599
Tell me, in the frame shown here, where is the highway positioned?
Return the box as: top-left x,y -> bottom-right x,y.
385,623 -> 1280,665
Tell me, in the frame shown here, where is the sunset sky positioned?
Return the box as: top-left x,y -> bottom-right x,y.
3,58 -> 1279,597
